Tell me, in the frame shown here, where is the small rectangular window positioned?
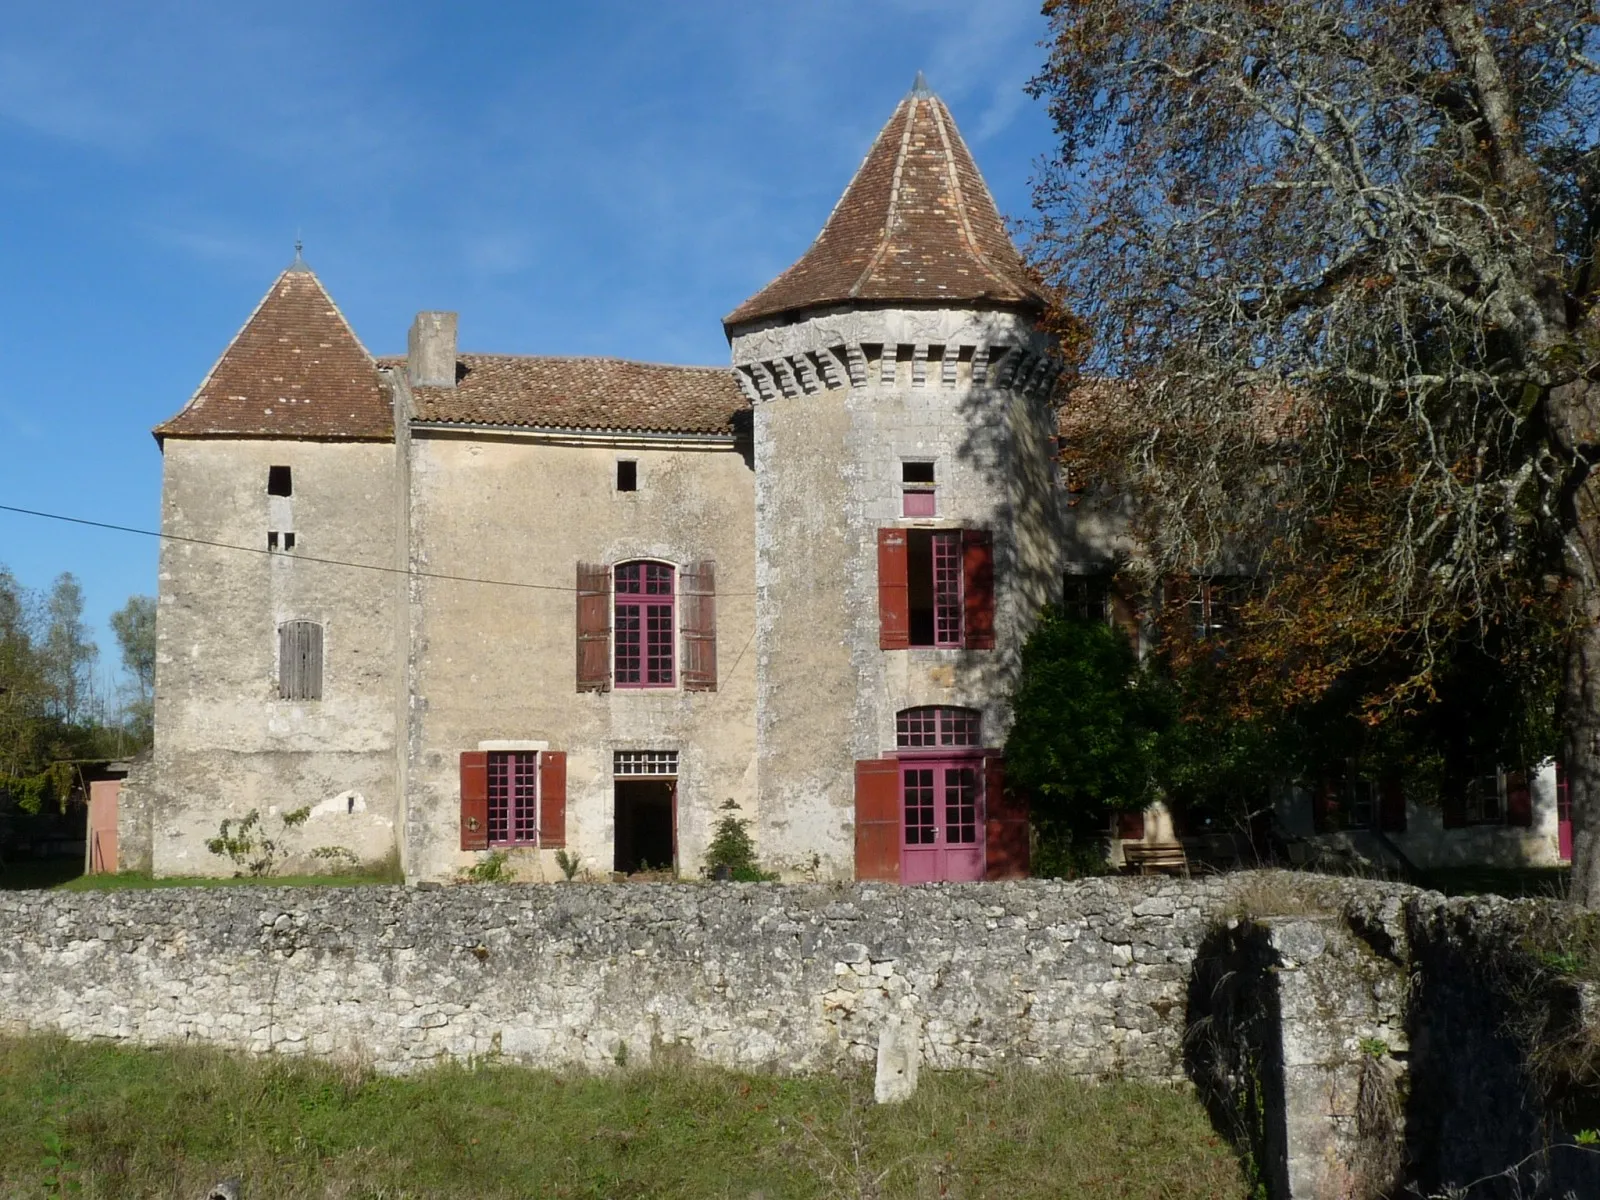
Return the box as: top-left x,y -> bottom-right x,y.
284,532 -> 296,551
1065,574 -> 1110,622
267,465 -> 292,496
902,461 -> 936,517
267,532 -> 279,551
617,460 -> 638,492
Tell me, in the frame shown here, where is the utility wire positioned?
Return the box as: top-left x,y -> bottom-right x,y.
0,502 -> 761,598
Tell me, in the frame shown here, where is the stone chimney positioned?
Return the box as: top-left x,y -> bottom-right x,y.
407,311 -> 458,389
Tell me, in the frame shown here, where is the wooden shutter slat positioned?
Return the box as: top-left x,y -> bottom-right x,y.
854,759 -> 901,882
681,560 -> 717,692
877,529 -> 910,650
539,750 -> 567,847
962,529 -> 995,650
984,755 -> 1029,880
307,623 -> 323,701
1506,770 -> 1533,827
460,751 -> 489,851
1378,779 -> 1407,833
278,623 -> 293,698
576,562 -> 612,692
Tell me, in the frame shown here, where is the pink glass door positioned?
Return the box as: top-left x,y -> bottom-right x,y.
901,757 -> 985,883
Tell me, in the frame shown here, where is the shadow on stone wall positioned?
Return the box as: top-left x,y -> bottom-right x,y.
1184,920 -> 1287,1200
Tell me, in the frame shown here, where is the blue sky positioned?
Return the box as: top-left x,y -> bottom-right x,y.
0,0 -> 1055,691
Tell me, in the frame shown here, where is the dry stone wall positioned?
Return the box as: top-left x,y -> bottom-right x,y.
0,877 -> 1235,1078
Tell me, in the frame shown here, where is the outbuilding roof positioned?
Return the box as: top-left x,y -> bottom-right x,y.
154,257 -> 393,441
725,74 -> 1048,329
405,354 -> 747,437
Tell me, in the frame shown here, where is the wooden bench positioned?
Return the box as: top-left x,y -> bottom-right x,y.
1121,841 -> 1189,875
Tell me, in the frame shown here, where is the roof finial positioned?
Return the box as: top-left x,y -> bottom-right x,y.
287,231 -> 308,272
910,70 -> 933,98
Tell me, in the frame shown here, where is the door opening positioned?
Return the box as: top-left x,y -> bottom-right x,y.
900,756 -> 986,883
615,779 -> 675,874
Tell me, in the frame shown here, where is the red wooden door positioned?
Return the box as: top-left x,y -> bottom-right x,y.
901,757 -> 985,883
87,779 -> 119,874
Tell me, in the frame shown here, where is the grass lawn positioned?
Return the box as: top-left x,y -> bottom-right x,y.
0,859 -> 403,892
0,1036 -> 1248,1199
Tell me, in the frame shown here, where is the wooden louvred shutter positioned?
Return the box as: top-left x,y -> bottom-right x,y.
1506,770 -> 1533,827
962,529 -> 995,650
984,755 -> 1030,880
1378,779 -> 1407,832
877,529 -> 910,650
854,758 -> 902,882
576,562 -> 611,692
278,621 -> 324,700
539,750 -> 567,847
460,751 -> 489,851
680,560 -> 717,692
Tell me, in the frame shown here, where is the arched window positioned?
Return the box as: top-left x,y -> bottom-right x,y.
896,706 -> 980,749
277,621 -> 323,700
614,561 -> 675,687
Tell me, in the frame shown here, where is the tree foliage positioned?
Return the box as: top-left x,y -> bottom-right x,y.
1028,0 -> 1600,899
110,595 -> 155,745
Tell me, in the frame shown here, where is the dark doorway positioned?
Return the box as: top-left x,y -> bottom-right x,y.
614,779 -> 675,874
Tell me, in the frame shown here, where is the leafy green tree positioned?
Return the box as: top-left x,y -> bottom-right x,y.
41,574 -> 97,725
110,595 -> 156,746
1005,608 -> 1172,873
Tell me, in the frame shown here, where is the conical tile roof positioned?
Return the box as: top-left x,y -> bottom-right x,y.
155,257 -> 392,440
725,78 -> 1047,329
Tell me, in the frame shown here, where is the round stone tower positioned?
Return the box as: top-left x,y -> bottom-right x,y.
724,74 -> 1064,883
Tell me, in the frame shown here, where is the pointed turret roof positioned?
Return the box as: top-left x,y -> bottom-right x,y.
725,77 -> 1047,329
155,255 -> 392,441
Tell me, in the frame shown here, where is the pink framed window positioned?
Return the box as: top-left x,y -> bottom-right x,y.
487,751 -> 539,846
902,461 -> 936,517
896,706 -> 982,748
907,530 -> 963,647
615,561 -> 675,687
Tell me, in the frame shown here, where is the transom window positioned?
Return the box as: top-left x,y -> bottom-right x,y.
614,750 -> 679,777
488,751 -> 539,845
614,561 -> 675,687
896,706 -> 981,749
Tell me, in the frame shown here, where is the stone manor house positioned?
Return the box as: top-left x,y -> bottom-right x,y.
118,78 -> 1072,884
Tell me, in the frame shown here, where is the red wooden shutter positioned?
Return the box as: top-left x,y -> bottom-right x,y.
855,759 -> 902,882
680,560 -> 717,692
878,529 -> 910,649
539,750 -> 567,847
1378,779 -> 1407,833
1114,809 -> 1146,840
962,529 -> 995,650
983,755 -> 1030,880
576,562 -> 611,692
1506,770 -> 1532,827
1311,781 -> 1333,833
460,751 -> 489,851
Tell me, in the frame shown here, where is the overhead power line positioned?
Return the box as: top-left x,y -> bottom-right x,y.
0,503 -> 759,598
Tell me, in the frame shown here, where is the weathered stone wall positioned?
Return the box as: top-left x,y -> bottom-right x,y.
402,432 -> 757,884
133,438 -> 401,876
733,307 -> 1063,878
0,877 -> 1229,1078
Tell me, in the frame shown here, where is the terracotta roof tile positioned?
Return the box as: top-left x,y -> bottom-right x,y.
726,79 -> 1047,328
155,262 -> 392,440
404,354 -> 747,437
